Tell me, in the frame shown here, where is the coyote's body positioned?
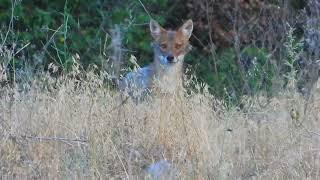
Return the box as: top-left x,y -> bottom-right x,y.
120,19 -> 193,97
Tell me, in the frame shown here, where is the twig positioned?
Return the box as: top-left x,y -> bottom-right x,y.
41,24 -> 63,52
111,25 -> 123,77
108,95 -> 130,113
136,0 -> 152,18
15,135 -> 88,145
303,126 -> 320,138
308,131 -> 320,137
108,137 -> 130,179
13,42 -> 30,56
1,0 -> 16,47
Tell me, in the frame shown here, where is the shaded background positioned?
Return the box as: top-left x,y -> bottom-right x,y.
1,0 -> 319,104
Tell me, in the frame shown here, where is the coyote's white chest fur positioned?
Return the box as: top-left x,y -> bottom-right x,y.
153,57 -> 184,93
120,19 -> 193,98
121,61 -> 183,95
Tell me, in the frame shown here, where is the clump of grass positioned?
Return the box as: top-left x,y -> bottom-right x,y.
0,68 -> 319,179
283,26 -> 302,92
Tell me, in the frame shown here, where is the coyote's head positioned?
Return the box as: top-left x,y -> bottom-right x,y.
150,19 -> 193,65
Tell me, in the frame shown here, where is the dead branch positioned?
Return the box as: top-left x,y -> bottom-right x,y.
8,134 -> 88,146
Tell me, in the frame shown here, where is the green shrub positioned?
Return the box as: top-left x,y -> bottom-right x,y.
191,46 -> 275,104
0,0 -> 170,72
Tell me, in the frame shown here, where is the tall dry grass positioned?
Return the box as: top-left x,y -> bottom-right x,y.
0,71 -> 319,179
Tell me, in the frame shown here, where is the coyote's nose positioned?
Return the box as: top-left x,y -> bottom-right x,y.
167,56 -> 174,63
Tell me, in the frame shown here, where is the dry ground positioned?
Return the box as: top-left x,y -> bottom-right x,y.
0,73 -> 319,179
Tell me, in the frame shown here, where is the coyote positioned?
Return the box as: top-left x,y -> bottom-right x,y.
120,19 -> 193,98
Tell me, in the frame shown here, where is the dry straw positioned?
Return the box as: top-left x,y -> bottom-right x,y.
0,72 -> 319,179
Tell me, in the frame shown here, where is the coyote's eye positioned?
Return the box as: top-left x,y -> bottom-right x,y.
160,43 -> 167,49
175,43 -> 182,49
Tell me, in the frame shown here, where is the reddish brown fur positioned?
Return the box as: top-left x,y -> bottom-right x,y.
156,29 -> 190,58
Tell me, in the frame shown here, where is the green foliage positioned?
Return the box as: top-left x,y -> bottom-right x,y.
242,46 -> 275,94
0,0 -> 304,104
0,0 -> 170,71
192,46 -> 275,104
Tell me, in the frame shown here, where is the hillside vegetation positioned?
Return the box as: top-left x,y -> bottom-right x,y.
1,0 -> 320,179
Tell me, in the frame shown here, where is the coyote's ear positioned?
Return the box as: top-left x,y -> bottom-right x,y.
180,19 -> 193,39
150,19 -> 163,40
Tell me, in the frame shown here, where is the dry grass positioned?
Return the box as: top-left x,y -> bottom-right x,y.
0,72 -> 320,179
